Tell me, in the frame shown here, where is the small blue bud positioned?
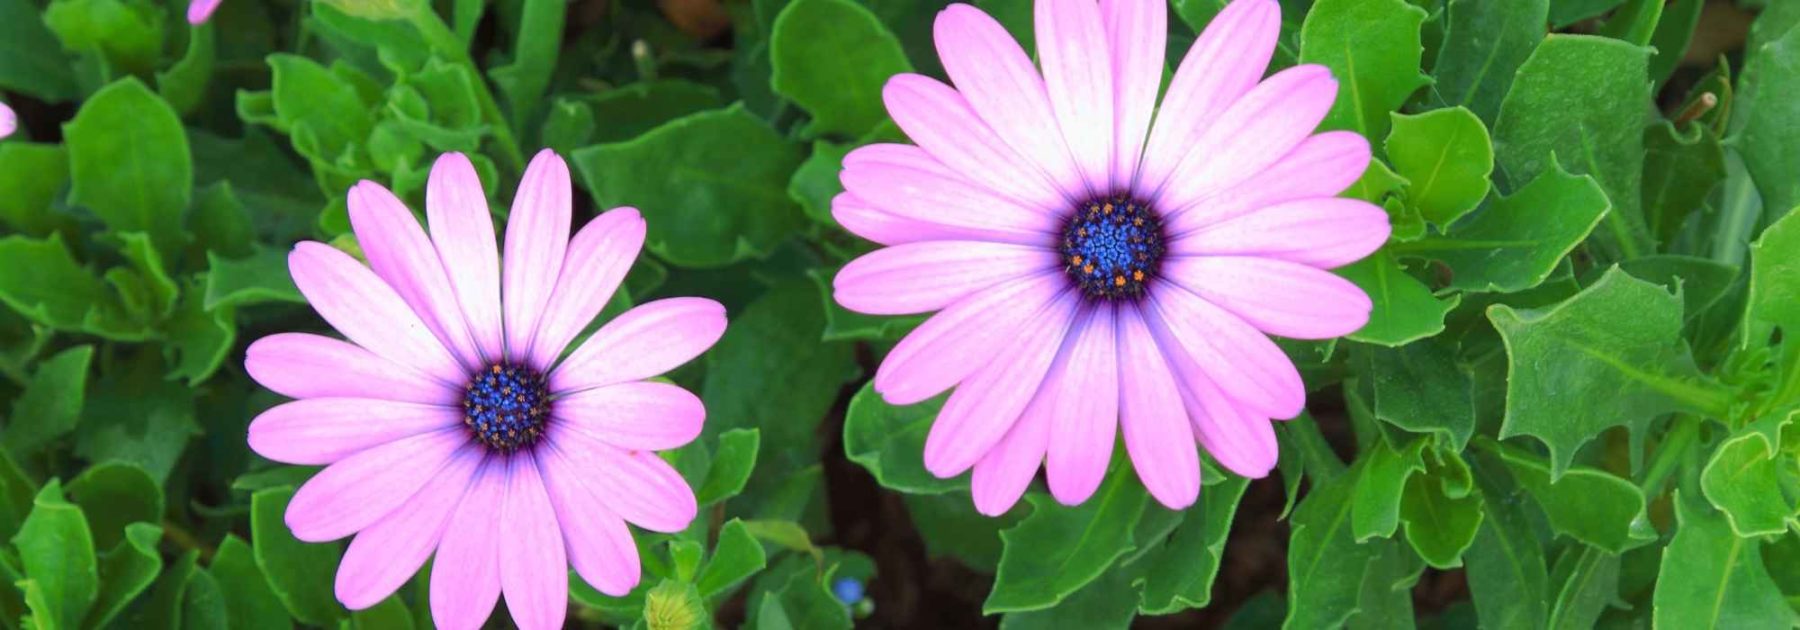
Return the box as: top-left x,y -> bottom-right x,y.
831,577 -> 865,604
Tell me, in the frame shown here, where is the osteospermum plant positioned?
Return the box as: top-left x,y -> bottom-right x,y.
1,0 -> 1798,627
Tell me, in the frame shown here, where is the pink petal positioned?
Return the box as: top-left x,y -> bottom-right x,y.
841,142 -> 961,176
427,153 -> 505,362
1035,305 -> 1119,505
1167,197 -> 1391,269
187,0 -> 220,24
249,398 -> 462,466
1179,370 -> 1278,478
503,150 -> 573,360
1155,64 -> 1339,212
334,448 -> 482,610
430,458 -> 505,630
874,272 -> 1066,405
881,75 -> 1065,209
1137,0 -> 1280,195
1101,0 -> 1165,187
934,4 -> 1084,196
285,428 -> 471,542
1162,256 -> 1372,339
0,103 -> 15,139
840,162 -> 1060,246
349,180 -> 484,369
538,443 -> 641,596
244,333 -> 459,405
547,425 -> 697,532
553,382 -> 704,451
832,192 -> 1032,247
833,241 -> 1058,315
1163,131 -> 1371,232
1116,307 -> 1200,510
288,242 -> 464,384
551,297 -> 726,394
1145,285 -> 1305,419
923,291 -> 1076,478
499,452 -> 569,630
527,208 -> 646,369
1036,0 -> 1114,191
969,406 -> 1049,516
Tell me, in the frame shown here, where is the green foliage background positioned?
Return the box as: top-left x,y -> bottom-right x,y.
1,0 -> 1799,627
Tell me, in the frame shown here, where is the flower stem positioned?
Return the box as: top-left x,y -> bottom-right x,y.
1283,414 -> 1347,482
161,519 -> 216,563
1639,414 -> 1700,497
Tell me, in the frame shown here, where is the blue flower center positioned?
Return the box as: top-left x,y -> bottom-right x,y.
463,363 -> 550,452
1060,195 -> 1164,300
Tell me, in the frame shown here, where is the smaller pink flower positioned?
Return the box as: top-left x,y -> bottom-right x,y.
246,150 -> 728,630
188,0 -> 221,24
0,102 -> 15,139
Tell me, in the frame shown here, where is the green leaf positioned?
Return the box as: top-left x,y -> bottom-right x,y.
1549,0 -> 1626,26
902,492 -> 1019,574
65,461 -> 161,551
585,80 -> 724,145
207,535 -> 290,630
1404,160 -> 1610,293
0,0 -> 78,101
1489,267 -> 1715,475
1286,459 -> 1391,629
1546,546 -> 1620,630
0,142 -> 72,235
264,53 -> 375,164
251,486 -> 345,626
1747,210 -> 1800,344
0,234 -> 151,340
1486,441 -> 1655,553
769,0 -> 912,138
1653,492 -> 1796,629
349,594 -> 412,630
41,0 -> 162,78
1361,340 -> 1476,450
162,280 -> 236,385
1398,448 -> 1483,569
1433,0 -> 1547,124
1493,35 -> 1652,260
75,350 -> 198,483
11,481 -> 98,630
572,105 -> 805,268
2,345 -> 93,460
1642,121 -> 1725,246
1463,459 -> 1550,630
1732,24 -> 1800,217
63,78 -> 192,258
1337,251 -> 1460,346
790,141 -> 854,225
984,469 -> 1149,614
1647,0 -> 1704,87
1134,475 -> 1250,614
702,281 -> 859,522
203,247 -> 304,310
1385,107 -> 1493,228
1350,435 -> 1426,543
85,522 -> 162,630
1298,0 -> 1429,143
1700,412 -> 1800,537
697,429 -> 761,507
1001,564 -> 1138,629
189,182 -> 255,259
0,450 -> 37,543
695,519 -> 768,599
842,382 -> 957,495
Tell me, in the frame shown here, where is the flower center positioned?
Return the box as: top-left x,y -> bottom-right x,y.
462,362 -> 550,452
1060,194 -> 1164,300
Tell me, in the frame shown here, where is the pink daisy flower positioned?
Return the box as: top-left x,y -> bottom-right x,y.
832,0 -> 1388,514
246,150 -> 727,629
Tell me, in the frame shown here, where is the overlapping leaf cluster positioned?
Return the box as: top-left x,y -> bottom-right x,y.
0,0 -> 1797,627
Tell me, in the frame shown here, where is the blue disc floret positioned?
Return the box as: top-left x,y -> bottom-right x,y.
463,362 -> 550,452
1060,194 -> 1165,300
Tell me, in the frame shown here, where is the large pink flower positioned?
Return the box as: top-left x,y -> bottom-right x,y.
246,150 -> 727,629
832,0 -> 1387,514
